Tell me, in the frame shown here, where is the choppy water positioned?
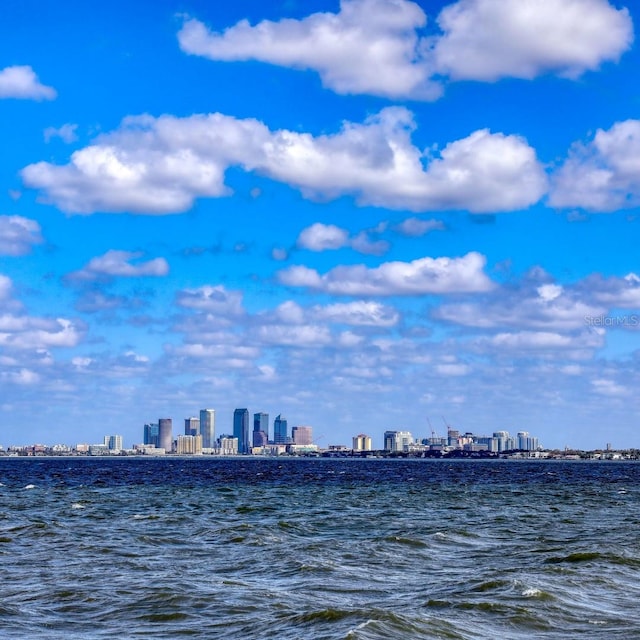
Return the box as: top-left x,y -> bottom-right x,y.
1,457 -> 639,639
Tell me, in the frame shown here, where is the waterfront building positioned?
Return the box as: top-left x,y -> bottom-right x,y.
159,418 -> 173,452
518,431 -> 539,451
199,409 -> 215,449
384,430 -> 414,453
253,412 -> 269,447
292,425 -> 313,446
176,434 -> 202,455
143,423 -> 159,447
352,434 -> 372,451
104,435 -> 123,451
218,435 -> 238,455
184,417 -> 200,437
274,415 -> 288,444
233,408 -> 250,454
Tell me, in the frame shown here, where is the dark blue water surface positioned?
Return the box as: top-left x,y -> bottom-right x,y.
1,457 -> 639,639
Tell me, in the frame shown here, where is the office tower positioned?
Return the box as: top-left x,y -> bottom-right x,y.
144,423 -> 159,447
159,418 -> 173,452
274,414 -> 288,444
352,434 -> 372,451
233,408 -> 250,454
199,409 -> 215,449
292,425 -> 313,446
184,417 -> 200,437
253,412 -> 269,447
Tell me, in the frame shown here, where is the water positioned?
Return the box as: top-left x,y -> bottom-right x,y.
0,457 -> 639,639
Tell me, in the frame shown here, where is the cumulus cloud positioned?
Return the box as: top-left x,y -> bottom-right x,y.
550,120 -> 640,212
0,216 -> 43,256
433,0 -> 632,82
394,217 -> 445,237
178,0 -> 632,99
68,250 -> 169,281
436,280 -> 605,330
22,108 -> 546,215
582,272 -> 640,307
278,251 -> 493,296
0,65 -> 57,100
44,123 -> 78,144
274,300 -> 400,327
0,316 -> 82,350
474,329 -> 605,354
175,285 -> 244,316
297,223 -> 349,251
178,0 -> 439,100
297,222 -> 389,255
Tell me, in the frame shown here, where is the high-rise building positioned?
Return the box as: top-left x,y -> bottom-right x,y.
159,418 -> 173,452
253,412 -> 269,447
176,434 -> 202,455
233,408 -> 250,454
184,417 -> 200,437
144,423 -> 159,447
352,434 -> 372,451
199,409 -> 215,449
383,430 -> 413,452
274,415 -> 288,444
104,435 -> 123,451
292,425 -> 313,446
218,435 -> 239,455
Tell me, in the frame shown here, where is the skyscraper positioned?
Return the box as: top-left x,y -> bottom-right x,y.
253,412 -> 269,447
292,425 -> 313,446
159,418 -> 173,452
184,417 -> 200,437
274,414 -> 288,444
199,409 -> 215,449
143,423 -> 159,447
352,434 -> 372,451
233,408 -> 250,454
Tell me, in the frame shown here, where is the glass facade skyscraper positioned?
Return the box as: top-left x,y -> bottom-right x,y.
253,412 -> 269,447
199,409 -> 215,449
274,414 -> 288,444
233,408 -> 250,454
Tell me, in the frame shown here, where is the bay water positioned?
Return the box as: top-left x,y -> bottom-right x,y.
0,457 -> 639,639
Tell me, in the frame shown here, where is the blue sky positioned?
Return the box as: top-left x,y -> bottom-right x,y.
1,0 -> 640,450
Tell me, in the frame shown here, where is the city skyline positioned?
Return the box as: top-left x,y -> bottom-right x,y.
1,0 -> 640,451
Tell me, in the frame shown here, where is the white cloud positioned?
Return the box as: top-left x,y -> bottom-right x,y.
475,329 -> 605,353
591,378 -> 630,397
176,285 -> 244,316
436,363 -> 470,376
68,250 -> 169,280
583,272 -> 640,307
297,222 -> 389,255
178,0 -> 632,99
44,123 -> 78,144
0,316 -> 82,350
22,108 -> 546,215
297,223 -> 349,251
256,324 -> 332,347
178,0 -> 440,100
550,120 -> 640,212
0,368 -> 40,385
0,65 -> 56,100
279,251 -> 493,296
315,301 -> 399,326
433,0 -> 632,82
395,217 -> 445,237
0,216 -> 43,256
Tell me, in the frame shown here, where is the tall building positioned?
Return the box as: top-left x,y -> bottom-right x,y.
184,417 -> 200,437
159,418 -> 173,452
274,415 -> 288,444
143,423 -> 159,447
176,434 -> 202,455
352,434 -> 372,451
199,409 -> 215,449
292,425 -> 313,446
253,412 -> 269,447
384,430 -> 413,452
233,408 -> 250,454
104,435 -> 123,451
218,435 -> 239,455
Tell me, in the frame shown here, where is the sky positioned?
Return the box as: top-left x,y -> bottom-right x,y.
1,0 -> 640,450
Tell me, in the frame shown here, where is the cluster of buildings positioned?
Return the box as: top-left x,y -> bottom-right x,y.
139,409 -> 316,456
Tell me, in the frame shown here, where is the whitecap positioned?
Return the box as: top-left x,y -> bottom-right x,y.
24,484 -> 35,490
522,587 -> 541,597
71,503 -> 85,509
